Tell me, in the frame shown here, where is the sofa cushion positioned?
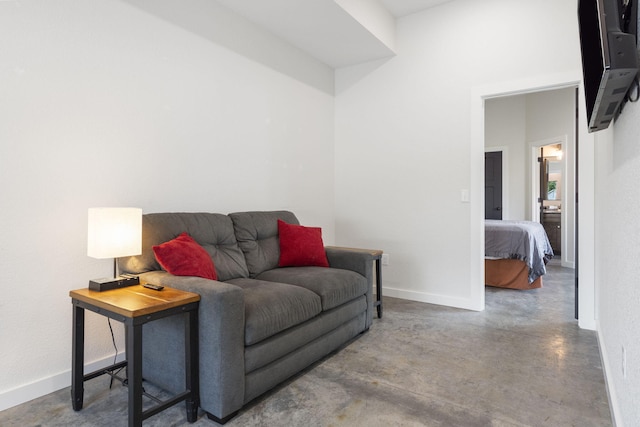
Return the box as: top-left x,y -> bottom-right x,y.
119,212 -> 250,281
256,267 -> 367,311
153,232 -> 217,280
225,278 -> 322,346
277,220 -> 329,267
229,211 -> 299,277
244,297 -> 367,374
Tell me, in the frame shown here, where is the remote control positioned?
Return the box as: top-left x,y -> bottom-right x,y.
143,283 -> 164,291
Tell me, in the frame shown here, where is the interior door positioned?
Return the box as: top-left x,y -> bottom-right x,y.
485,151 -> 503,220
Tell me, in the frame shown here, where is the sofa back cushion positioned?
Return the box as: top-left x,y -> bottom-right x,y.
119,212 -> 250,281
229,211 -> 299,277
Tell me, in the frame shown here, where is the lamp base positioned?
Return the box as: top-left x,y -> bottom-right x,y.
89,275 -> 140,292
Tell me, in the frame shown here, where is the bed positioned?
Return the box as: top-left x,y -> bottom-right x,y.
485,220 -> 554,290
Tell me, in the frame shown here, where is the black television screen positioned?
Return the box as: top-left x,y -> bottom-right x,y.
578,0 -> 638,132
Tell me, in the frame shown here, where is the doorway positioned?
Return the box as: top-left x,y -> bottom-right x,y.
483,87 -> 577,315
530,136 -> 569,265
539,142 -> 564,256
485,151 -> 503,220
473,77 -> 595,328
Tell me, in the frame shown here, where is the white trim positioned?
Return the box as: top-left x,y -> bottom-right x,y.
597,324 -> 622,427
531,146 -> 542,222
0,352 -> 126,412
384,287 -> 482,311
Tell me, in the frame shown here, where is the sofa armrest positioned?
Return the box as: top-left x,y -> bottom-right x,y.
325,246 -> 382,328
138,271 -> 245,420
325,246 -> 382,277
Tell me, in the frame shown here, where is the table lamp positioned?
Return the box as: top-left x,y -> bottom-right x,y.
87,207 -> 142,291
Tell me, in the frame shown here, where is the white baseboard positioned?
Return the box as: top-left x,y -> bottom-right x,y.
0,352 -> 125,412
383,287 -> 481,311
597,324 -> 621,427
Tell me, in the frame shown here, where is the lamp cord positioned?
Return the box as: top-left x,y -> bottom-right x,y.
107,319 -> 125,389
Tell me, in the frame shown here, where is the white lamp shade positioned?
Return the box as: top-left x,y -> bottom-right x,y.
87,207 -> 142,259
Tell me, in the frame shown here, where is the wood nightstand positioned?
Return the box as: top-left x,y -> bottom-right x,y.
70,285 -> 200,427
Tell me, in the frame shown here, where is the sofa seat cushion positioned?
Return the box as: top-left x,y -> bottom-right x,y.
244,296 -> 367,374
256,267 -> 367,311
225,278 -> 322,346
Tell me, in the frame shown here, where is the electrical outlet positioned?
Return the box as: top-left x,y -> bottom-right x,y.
381,254 -> 390,266
622,346 -> 627,379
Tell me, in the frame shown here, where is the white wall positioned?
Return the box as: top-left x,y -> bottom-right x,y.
335,0 -> 582,309
595,99 -> 640,425
0,0 -> 335,410
485,95 -> 527,220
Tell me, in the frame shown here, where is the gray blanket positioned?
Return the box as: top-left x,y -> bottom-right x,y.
485,220 -> 554,283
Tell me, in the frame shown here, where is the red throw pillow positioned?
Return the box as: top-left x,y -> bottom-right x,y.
153,232 -> 217,280
278,219 -> 329,267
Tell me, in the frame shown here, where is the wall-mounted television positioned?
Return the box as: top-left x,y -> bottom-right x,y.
578,0 -> 639,132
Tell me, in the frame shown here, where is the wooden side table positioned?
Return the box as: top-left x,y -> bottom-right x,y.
70,285 -> 200,427
363,249 -> 383,318
371,249 -> 383,318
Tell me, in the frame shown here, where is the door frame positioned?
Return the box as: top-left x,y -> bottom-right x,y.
471,73 -> 595,329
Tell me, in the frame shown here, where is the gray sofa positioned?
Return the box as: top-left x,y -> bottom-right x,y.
119,211 -> 376,423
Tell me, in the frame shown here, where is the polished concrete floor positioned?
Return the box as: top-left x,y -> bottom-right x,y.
0,260 -> 612,426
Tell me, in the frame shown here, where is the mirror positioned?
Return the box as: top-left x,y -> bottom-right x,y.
541,144 -> 562,204
546,160 -> 562,200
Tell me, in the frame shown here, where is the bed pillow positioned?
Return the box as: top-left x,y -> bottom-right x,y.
278,219 -> 329,267
153,232 -> 217,280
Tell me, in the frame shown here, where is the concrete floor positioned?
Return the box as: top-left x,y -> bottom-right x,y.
0,260 -> 612,426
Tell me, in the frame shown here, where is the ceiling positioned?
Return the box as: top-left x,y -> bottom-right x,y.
214,0 -> 454,68
378,0 -> 453,17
